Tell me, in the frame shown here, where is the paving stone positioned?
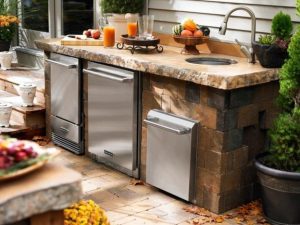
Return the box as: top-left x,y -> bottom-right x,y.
51,144 -> 257,225
106,210 -> 129,223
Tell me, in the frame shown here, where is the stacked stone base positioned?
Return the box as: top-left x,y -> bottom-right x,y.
141,73 -> 279,213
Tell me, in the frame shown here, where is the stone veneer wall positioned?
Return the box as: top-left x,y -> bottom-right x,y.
44,53 -> 279,214
141,73 -> 279,213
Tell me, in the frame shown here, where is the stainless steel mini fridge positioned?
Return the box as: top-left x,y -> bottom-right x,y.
47,53 -> 84,154
84,62 -> 140,178
145,109 -> 198,202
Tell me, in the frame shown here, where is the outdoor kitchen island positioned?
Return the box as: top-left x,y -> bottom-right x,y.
36,38 -> 279,214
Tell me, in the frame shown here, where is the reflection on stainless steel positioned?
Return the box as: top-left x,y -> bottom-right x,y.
86,62 -> 140,178
49,53 -> 84,154
145,110 -> 198,202
219,6 -> 256,63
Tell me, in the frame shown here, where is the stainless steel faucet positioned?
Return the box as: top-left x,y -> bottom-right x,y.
219,6 -> 257,63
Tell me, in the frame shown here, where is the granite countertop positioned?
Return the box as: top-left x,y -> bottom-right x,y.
36,38 -> 279,90
0,163 -> 82,224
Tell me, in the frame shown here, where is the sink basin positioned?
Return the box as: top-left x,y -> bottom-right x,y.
186,57 -> 238,65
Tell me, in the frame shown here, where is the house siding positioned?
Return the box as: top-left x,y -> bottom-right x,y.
148,0 -> 299,44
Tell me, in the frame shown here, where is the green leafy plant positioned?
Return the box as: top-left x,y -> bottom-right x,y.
266,4 -> 300,172
258,34 -> 275,45
268,109 -> 300,172
272,11 -> 293,40
258,11 -> 293,49
100,0 -> 144,14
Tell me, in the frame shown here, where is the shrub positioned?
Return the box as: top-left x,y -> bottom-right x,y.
259,11 -> 293,48
278,28 -> 300,110
271,11 -> 293,40
266,2 -> 300,172
100,0 -> 144,14
268,109 -> 300,172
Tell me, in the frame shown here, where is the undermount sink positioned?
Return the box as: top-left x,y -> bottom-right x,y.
185,57 -> 238,65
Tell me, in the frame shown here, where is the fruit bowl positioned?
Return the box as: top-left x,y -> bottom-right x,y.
173,35 -> 209,55
0,138 -> 60,181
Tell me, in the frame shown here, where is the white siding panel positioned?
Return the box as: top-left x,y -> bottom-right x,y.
149,0 -> 299,44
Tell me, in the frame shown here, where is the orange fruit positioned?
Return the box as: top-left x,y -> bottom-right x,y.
182,19 -> 197,32
194,30 -> 204,37
181,30 -> 193,37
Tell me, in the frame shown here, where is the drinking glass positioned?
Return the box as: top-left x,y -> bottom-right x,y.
127,15 -> 138,38
99,16 -> 115,47
138,15 -> 154,39
103,26 -> 115,47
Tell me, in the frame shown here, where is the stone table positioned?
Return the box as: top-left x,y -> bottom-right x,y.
0,163 -> 82,225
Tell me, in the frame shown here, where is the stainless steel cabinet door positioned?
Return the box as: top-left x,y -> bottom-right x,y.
86,63 -> 137,172
49,53 -> 80,124
145,110 -> 198,201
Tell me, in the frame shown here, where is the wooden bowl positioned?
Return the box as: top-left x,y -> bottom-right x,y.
173,35 -> 209,55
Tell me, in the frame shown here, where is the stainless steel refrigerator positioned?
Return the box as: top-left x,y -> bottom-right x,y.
84,62 -> 141,178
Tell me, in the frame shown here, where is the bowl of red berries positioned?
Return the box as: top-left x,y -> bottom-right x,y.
0,136 -> 60,181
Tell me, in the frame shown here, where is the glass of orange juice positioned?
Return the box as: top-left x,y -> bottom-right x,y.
103,26 -> 115,48
127,15 -> 138,38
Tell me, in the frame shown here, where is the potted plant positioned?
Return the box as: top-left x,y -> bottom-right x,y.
254,4 -> 300,225
100,0 -> 145,40
0,1 -> 19,51
252,11 -> 293,68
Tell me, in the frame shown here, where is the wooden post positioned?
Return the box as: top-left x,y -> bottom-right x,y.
30,210 -> 64,225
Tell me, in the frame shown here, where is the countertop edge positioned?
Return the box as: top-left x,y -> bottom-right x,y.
35,39 -> 280,90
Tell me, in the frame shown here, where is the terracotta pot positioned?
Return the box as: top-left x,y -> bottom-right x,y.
18,83 -> 37,107
0,103 -> 12,128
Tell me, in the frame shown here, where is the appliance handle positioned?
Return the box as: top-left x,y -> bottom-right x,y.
144,118 -> 191,135
83,69 -> 133,82
59,126 -> 70,133
46,59 -> 77,69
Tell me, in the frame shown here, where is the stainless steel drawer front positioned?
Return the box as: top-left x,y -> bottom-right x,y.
49,53 -> 80,124
145,110 -> 198,202
86,62 -> 138,174
51,115 -> 80,144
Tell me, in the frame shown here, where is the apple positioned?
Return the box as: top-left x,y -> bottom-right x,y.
83,30 -> 91,37
15,151 -> 28,162
91,29 -> 101,39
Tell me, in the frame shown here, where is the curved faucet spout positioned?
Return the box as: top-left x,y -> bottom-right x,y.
219,6 -> 257,63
